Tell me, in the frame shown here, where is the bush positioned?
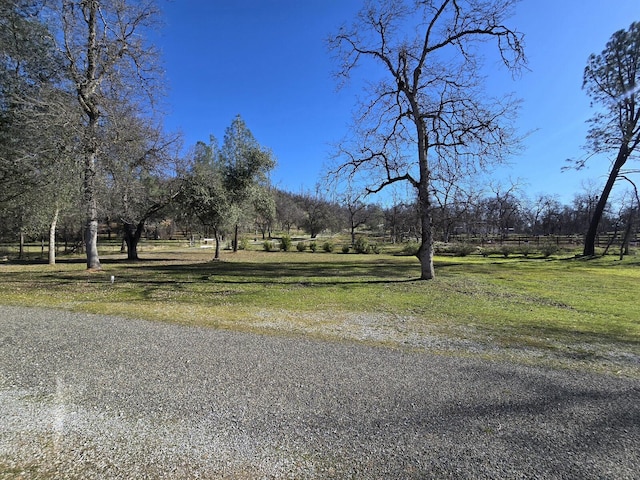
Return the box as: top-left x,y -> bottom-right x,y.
399,242 -> 420,256
479,246 -> 497,257
353,236 -> 369,254
238,237 -> 249,251
322,241 -> 334,253
518,243 -> 533,257
263,240 -> 275,252
296,241 -> 307,252
341,245 -> 350,254
453,243 -> 475,257
541,242 -> 559,258
353,236 -> 380,254
309,241 -> 317,253
279,234 -> 292,252
499,244 -> 514,258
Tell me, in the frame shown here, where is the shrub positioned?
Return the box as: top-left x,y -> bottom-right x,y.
296,241 -> 307,252
480,246 -> 499,257
518,243 -> 533,257
454,243 -> 475,257
399,242 -> 420,256
341,245 -> 350,254
309,241 -> 317,252
353,236 -> 369,254
279,234 -> 292,252
238,237 -> 249,250
499,244 -> 514,258
353,236 -> 380,254
322,241 -> 334,253
263,240 -> 275,252
541,242 -> 559,258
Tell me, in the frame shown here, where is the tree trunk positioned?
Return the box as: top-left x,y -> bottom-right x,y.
584,144 -> 628,256
415,112 -> 435,280
417,188 -> 435,280
620,211 -> 634,260
80,0 -> 101,270
233,224 -> 239,252
48,206 -> 59,265
18,230 -> 24,260
84,149 -> 101,269
602,222 -> 619,256
123,221 -> 144,261
214,229 -> 221,259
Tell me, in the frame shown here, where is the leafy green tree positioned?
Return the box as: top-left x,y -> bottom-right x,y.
577,22 -> 640,256
219,115 -> 276,251
179,138 -> 233,259
252,186 -> 277,240
329,0 -> 525,279
179,118 -> 276,257
0,0 -> 64,205
0,1 -> 82,263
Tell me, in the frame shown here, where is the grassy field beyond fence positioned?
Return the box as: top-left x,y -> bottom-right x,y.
1,244 -> 638,376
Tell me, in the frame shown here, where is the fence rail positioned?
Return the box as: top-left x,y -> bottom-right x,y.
447,233 -> 640,248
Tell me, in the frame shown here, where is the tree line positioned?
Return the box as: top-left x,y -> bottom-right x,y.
1,1 -> 639,278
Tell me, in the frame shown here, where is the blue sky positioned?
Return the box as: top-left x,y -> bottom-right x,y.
156,0 -> 639,204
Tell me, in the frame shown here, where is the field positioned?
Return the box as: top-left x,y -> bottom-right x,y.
1,241 -> 639,376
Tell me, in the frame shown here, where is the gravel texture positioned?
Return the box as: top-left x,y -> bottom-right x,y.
1,305 -> 639,479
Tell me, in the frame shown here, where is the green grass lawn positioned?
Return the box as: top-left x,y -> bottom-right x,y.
1,245 -> 638,374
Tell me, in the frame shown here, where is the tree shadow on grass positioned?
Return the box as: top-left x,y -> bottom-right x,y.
0,255 -> 422,287
140,257 -> 423,286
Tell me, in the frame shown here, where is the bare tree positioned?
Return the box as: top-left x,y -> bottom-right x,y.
101,100 -> 181,260
338,187 -> 368,245
299,193 -> 333,239
275,190 -> 305,235
329,0 -> 525,279
59,0 -> 161,269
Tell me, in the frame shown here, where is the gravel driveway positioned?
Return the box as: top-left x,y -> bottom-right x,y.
1,306 -> 639,479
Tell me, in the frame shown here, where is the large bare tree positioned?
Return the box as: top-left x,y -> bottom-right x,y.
59,0 -> 161,269
329,0 -> 525,279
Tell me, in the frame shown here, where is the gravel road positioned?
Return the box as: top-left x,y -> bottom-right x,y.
1,305 -> 639,479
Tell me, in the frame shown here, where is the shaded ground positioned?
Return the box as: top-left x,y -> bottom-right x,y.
1,306 -> 639,479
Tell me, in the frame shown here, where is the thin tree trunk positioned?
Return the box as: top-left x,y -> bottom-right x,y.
602,223 -> 619,256
48,206 -> 59,265
233,224 -> 239,252
620,213 -> 634,260
84,149 -> 101,269
19,230 -> 25,260
214,229 -> 221,259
